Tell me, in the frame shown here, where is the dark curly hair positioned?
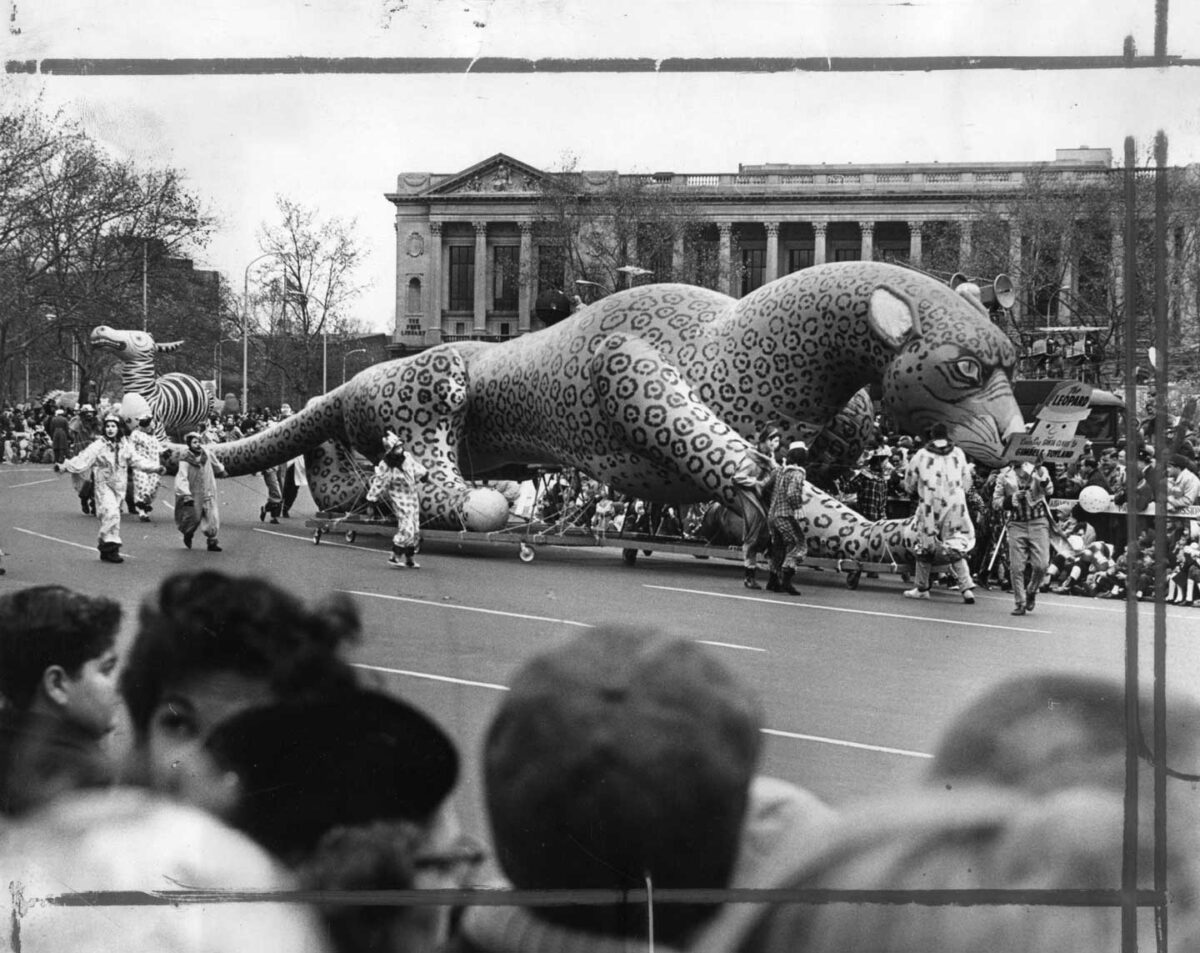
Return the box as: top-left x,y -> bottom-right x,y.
0,586 -> 121,711
120,570 -> 360,737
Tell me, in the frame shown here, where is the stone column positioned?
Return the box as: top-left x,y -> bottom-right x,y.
518,221 -> 533,332
958,219 -> 973,263
718,223 -> 732,295
473,221 -> 488,334
859,221 -> 875,262
908,222 -> 923,266
812,222 -> 827,265
427,222 -> 442,336
765,222 -> 780,283
673,232 -> 685,282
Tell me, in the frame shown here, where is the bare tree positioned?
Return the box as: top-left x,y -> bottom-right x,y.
0,101 -> 217,403
246,196 -> 369,409
531,154 -> 717,302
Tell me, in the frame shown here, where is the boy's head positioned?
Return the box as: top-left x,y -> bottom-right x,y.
0,586 -> 122,737
120,570 -> 361,803
484,625 -> 764,944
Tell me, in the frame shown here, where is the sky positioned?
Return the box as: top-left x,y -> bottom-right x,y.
4,0 -> 1200,334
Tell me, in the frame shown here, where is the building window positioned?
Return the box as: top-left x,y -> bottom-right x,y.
493,245 -> 519,311
448,246 -> 474,311
787,248 -> 813,272
833,247 -> 861,262
455,322 -> 466,336
406,277 -> 421,314
740,247 -> 765,295
500,322 -> 511,336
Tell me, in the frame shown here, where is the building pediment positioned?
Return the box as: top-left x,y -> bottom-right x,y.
428,153 -> 549,196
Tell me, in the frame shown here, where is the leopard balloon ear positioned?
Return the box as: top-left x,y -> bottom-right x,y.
867,286 -> 923,351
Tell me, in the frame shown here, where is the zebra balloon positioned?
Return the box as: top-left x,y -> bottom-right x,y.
90,326 -> 221,441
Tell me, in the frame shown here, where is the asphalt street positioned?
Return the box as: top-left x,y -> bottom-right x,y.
2,463 -> 1198,847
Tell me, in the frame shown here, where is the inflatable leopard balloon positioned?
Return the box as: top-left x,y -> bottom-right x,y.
209,262 -> 1023,532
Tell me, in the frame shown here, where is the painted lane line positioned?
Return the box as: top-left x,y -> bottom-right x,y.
253,527 -> 372,551
5,478 -> 57,488
340,588 -> 594,629
12,526 -> 135,558
355,663 -> 922,757
353,662 -> 509,692
763,727 -> 931,759
697,639 -> 767,653
644,585 -> 1052,635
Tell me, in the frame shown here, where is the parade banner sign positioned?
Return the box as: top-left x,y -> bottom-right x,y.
1004,380 -> 1095,463
1035,381 -> 1095,423
1008,433 -> 1090,463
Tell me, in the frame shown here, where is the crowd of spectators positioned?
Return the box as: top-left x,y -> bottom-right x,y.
0,573 -> 1197,952
0,399 -> 303,466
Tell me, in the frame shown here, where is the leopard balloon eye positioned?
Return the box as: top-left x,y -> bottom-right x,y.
952,358 -> 982,385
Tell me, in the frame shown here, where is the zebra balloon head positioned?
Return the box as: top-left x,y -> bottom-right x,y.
90,326 -> 184,363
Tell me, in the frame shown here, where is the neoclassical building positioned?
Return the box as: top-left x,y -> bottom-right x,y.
385,147 -> 1125,357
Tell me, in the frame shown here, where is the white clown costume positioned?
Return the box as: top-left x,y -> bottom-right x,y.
60,415 -> 162,562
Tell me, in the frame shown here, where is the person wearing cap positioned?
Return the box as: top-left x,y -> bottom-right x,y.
993,452 -> 1054,615
455,625 -> 793,952
56,414 -> 164,563
1167,453 -> 1200,510
903,423 -> 977,605
204,688 -> 470,951
844,447 -> 891,522
366,433 -> 429,569
126,413 -> 164,522
757,440 -> 809,595
47,407 -> 71,464
173,431 -> 228,551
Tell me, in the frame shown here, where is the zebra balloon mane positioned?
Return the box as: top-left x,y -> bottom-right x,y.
90,326 -> 220,441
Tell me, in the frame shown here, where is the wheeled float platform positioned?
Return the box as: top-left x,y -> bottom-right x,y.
305,511 -> 904,588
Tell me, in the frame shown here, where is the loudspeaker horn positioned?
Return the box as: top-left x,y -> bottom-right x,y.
980,274 -> 1016,310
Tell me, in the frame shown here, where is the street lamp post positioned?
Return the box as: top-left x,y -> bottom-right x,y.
342,348 -> 367,384
242,252 -> 284,415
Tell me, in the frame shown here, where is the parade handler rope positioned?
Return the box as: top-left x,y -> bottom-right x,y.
207,262 -> 1025,538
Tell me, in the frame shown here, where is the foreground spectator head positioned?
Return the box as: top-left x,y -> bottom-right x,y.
692,786 -> 1196,953
483,624 -> 765,944
926,672 -> 1200,797
0,788 -> 331,953
204,689 -> 460,865
0,586 -> 123,813
120,570 -> 360,808
205,690 -> 466,953
926,671 -> 1200,881
0,585 -> 121,727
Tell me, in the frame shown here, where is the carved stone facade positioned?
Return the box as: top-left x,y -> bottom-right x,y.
386,149 -> 1124,355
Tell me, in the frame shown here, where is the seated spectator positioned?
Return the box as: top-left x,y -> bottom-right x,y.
453,624 -> 833,951
0,788 -> 332,953
0,585 -> 123,815
118,570 -> 361,811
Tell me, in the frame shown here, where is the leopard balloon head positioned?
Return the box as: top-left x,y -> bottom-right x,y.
868,281 -> 1024,466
